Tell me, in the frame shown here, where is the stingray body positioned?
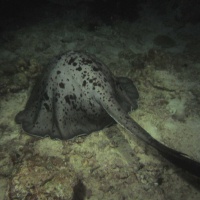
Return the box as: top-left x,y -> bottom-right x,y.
15,51 -> 139,139
16,51 -> 200,178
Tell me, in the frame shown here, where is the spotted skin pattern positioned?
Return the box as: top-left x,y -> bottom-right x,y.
15,51 -> 139,139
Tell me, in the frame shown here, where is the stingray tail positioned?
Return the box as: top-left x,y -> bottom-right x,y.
149,138 -> 200,178
101,95 -> 200,178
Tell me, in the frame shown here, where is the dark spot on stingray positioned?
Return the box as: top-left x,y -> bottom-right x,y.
55,92 -> 60,98
76,66 -> 82,71
82,80 -> 86,87
82,58 -> 93,65
70,94 -> 77,100
68,57 -> 77,65
89,77 -> 97,83
57,70 -> 61,74
81,74 -> 86,79
43,102 -> 50,111
59,82 -> 65,89
73,62 -> 77,66
92,65 -> 100,71
64,95 -> 70,104
43,92 -> 49,101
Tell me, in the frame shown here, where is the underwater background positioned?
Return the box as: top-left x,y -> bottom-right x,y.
0,0 -> 200,199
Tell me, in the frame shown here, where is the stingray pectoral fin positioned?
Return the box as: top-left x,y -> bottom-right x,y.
101,96 -> 200,178
116,77 -> 139,101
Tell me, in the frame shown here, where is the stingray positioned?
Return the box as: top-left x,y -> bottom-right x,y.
15,51 -> 200,178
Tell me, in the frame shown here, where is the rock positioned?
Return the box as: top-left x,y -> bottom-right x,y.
0,152 -> 14,176
8,157 -> 79,199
